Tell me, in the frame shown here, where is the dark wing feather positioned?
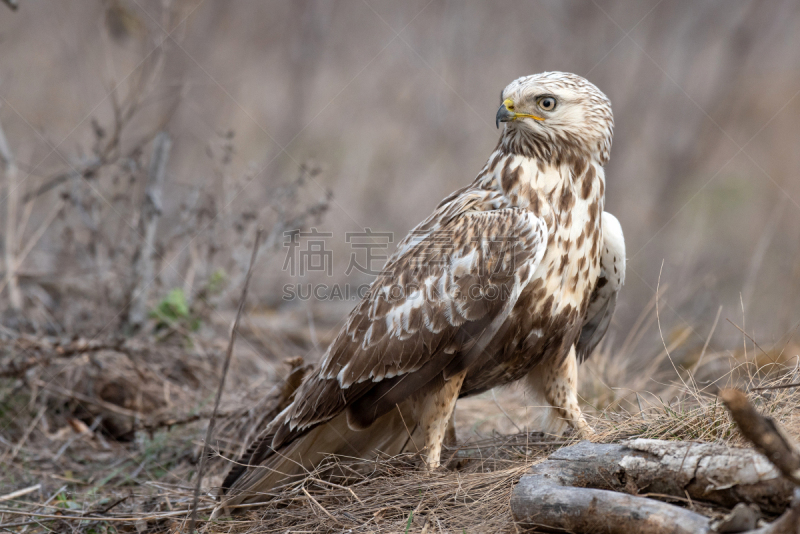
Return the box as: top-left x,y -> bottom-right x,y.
576,290 -> 617,362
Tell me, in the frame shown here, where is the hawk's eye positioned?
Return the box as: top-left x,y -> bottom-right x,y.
538,97 -> 556,111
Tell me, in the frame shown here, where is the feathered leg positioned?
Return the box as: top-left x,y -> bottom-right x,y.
528,345 -> 594,438
444,411 -> 457,448
413,369 -> 467,470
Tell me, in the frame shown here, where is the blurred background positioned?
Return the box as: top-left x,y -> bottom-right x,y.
1,0 -> 799,381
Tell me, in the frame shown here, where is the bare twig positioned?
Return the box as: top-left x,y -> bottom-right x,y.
87,495 -> 130,516
0,484 -> 41,504
0,199 -> 66,298
302,486 -> 342,525
0,500 -> 274,527
0,506 -> 216,523
189,228 -> 262,532
309,477 -> 364,505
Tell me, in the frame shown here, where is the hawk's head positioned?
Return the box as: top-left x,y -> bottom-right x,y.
496,72 -> 614,165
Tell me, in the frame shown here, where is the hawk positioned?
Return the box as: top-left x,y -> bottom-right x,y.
219,72 -> 625,508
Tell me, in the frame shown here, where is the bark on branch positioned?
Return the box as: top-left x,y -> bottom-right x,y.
512,439 -> 799,533
524,439 -> 793,514
513,478 -> 713,534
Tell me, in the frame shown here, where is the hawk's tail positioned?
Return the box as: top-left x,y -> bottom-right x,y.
215,404 -> 417,515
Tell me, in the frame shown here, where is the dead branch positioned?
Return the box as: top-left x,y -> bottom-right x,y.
125,132 -> 172,331
520,439 -> 794,514
512,439 -> 799,533
512,477 -> 713,533
720,388 -> 800,485
719,388 -> 800,533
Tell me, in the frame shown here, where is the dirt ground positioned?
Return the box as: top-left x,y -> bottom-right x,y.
1,309 -> 798,533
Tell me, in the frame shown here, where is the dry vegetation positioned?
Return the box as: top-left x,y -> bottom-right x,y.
0,317 -> 798,532
2,1 -> 800,533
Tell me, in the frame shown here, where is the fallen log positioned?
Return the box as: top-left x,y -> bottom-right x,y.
512,475 -> 713,534
512,440 -> 800,533
512,387 -> 800,533
516,439 -> 794,515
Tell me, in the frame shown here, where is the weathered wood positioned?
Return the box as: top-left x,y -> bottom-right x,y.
512,473 -> 712,533
525,439 -> 794,514
512,439 -> 799,533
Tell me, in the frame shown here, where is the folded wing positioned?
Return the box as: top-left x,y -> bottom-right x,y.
222,203 -> 547,494
576,211 -> 625,362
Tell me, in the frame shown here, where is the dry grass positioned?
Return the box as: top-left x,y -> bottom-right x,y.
0,319 -> 798,533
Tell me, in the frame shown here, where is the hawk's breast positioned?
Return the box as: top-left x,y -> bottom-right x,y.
460,158 -> 604,395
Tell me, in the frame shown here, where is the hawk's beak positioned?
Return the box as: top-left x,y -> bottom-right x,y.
496,100 -> 515,128
495,98 -> 544,129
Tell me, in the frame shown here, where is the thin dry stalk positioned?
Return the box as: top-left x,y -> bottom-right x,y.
0,484 -> 40,504
189,228 -> 262,532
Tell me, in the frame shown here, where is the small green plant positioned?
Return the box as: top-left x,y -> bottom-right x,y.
56,492 -> 81,510
150,288 -> 200,333
405,511 -> 413,533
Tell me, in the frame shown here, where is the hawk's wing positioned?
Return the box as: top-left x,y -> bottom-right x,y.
271,201 -> 547,446
576,211 -> 625,362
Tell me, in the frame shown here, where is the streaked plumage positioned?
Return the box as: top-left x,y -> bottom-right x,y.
218,72 -> 625,510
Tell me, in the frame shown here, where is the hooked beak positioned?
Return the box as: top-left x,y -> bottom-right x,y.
495,98 -> 544,129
